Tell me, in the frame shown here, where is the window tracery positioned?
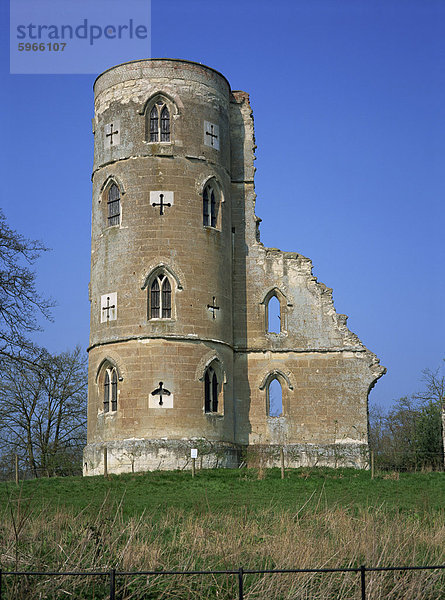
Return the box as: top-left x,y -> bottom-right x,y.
149,273 -> 172,319
149,100 -> 170,142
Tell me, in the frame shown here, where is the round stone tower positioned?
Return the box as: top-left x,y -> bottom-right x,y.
84,59 -> 237,474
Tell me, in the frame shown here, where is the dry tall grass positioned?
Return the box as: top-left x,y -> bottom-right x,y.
1,489 -> 444,599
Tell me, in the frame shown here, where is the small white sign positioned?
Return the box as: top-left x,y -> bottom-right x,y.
204,121 -> 220,150
100,292 -> 117,322
191,449 -> 198,459
104,121 -> 120,148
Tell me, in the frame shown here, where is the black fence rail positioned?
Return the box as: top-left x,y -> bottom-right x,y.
1,563 -> 444,600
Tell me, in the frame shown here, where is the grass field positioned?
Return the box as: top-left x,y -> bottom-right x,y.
1,468 -> 444,599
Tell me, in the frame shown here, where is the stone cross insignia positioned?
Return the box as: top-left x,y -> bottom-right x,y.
100,292 -> 117,322
204,121 -> 220,150
151,382 -> 171,406
207,296 -> 220,319
150,191 -> 174,215
104,121 -> 120,148
152,193 -> 171,215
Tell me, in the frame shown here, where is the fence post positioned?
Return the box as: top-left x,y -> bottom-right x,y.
104,447 -> 108,478
15,454 -> 19,485
238,566 -> 244,600
191,457 -> 196,478
109,568 -> 116,600
360,565 -> 366,600
0,568 -> 2,600
371,450 -> 374,479
280,447 -> 285,479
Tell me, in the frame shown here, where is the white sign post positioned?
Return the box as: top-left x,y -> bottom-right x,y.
191,448 -> 198,477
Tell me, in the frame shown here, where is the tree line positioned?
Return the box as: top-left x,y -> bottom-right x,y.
369,366 -> 444,471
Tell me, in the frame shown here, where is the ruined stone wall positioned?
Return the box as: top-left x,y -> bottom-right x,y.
229,91 -> 385,465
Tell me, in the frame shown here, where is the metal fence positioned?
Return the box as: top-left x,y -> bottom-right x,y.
1,563 -> 444,600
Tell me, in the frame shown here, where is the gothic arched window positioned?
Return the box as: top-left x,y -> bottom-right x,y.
263,288 -> 287,334
267,378 -> 283,417
204,366 -> 219,413
149,101 -> 170,142
267,295 -> 281,333
107,183 -> 120,226
203,184 -> 218,228
149,273 -> 172,319
103,366 -> 118,412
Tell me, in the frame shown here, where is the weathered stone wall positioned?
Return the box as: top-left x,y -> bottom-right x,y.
84,59 -> 384,476
229,89 -> 384,463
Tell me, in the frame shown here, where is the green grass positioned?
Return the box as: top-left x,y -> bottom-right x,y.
1,467 -> 444,518
1,468 -> 445,599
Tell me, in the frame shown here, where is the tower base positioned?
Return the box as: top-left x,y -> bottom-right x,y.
83,439 -> 369,475
83,439 -> 241,476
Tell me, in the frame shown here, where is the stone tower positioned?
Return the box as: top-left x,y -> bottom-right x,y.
84,59 -> 385,475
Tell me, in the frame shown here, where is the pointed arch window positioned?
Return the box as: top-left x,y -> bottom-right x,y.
103,366 -> 118,412
203,183 -> 218,228
267,378 -> 283,417
149,273 -> 172,319
263,289 -> 287,335
149,100 -> 170,142
107,183 -> 120,226
267,295 -> 281,333
204,366 -> 219,413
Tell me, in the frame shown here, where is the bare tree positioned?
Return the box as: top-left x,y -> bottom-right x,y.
0,209 -> 53,362
0,346 -> 87,477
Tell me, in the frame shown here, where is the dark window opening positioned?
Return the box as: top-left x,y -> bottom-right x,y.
151,278 -> 160,318
204,366 -> 219,413
107,183 -> 120,226
203,184 -> 218,228
203,187 -> 210,226
111,369 -> 118,411
104,371 -> 110,412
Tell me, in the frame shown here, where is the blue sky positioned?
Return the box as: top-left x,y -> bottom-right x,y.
1,0 -> 444,409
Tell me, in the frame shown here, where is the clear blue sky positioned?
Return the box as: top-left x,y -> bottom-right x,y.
1,0 -> 444,409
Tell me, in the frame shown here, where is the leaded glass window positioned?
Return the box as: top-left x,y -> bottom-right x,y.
161,277 -> 171,318
203,184 -> 218,228
149,101 -> 170,142
107,183 -> 120,226
103,367 -> 118,412
104,371 -> 110,412
149,274 -> 172,319
160,106 -> 170,141
150,106 -> 159,142
111,369 -> 118,411
151,278 -> 160,318
203,187 -> 210,226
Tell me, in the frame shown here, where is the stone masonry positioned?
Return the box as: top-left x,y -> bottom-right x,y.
83,59 -> 385,475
